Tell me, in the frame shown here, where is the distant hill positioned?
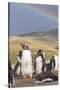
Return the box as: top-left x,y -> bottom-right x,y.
19,29 -> 58,40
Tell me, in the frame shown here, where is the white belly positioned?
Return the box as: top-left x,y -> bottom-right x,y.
21,50 -> 32,76
16,65 -> 21,75
54,59 -> 58,71
36,56 -> 43,74
54,55 -> 59,71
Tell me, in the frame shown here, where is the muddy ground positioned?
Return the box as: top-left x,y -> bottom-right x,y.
12,71 -> 58,88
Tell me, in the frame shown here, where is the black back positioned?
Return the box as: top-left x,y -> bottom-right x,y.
50,56 -> 55,70
8,60 -> 14,87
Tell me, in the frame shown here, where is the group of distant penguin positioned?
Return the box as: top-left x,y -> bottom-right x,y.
8,43 -> 58,87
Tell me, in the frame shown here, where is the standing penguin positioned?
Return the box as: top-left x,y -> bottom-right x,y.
14,50 -> 22,75
35,49 -> 46,75
54,55 -> 58,71
21,44 -> 33,79
8,60 -> 15,87
50,55 -> 58,71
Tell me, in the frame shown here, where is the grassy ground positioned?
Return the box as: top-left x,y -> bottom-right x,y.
9,36 -> 58,64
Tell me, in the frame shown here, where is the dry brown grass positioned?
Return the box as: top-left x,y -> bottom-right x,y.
9,36 -> 58,64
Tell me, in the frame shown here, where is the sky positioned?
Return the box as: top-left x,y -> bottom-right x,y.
9,3 -> 58,36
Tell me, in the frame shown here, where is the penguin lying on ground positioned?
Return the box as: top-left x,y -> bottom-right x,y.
34,71 -> 58,84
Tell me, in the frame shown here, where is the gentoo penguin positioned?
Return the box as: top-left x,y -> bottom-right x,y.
8,60 -> 15,88
14,50 -> 22,75
35,71 -> 58,84
21,44 -> 33,79
35,49 -> 46,75
50,55 -> 58,71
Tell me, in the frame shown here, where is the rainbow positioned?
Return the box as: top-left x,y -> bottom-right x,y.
19,3 -> 58,23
